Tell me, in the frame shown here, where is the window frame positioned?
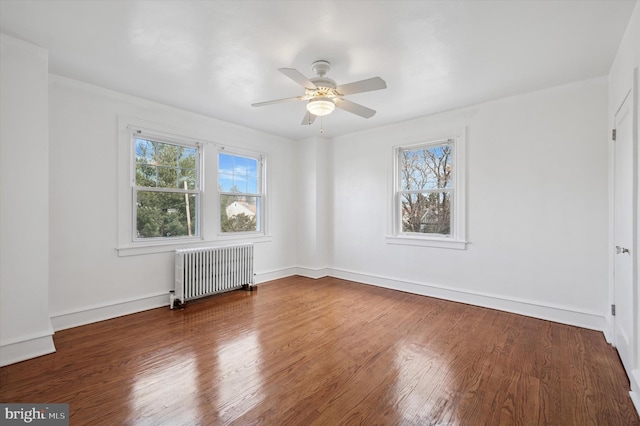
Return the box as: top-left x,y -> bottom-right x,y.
388,130 -> 467,250
117,116 -> 272,257
131,129 -> 203,243
216,147 -> 266,237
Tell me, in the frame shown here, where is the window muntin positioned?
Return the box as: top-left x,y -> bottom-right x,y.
397,140 -> 454,237
133,136 -> 200,240
218,152 -> 263,234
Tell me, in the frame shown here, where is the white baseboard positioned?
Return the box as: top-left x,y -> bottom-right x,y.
45,266 -> 606,353
603,314 -> 615,343
7,267 -> 614,371
328,268 -> 606,332
51,292 -> 169,331
0,333 -> 56,367
631,369 -> 640,417
255,266 -> 298,284
295,266 -> 330,279
632,391 -> 640,418
50,266 -> 300,331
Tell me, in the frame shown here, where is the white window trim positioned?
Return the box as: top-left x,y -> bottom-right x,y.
216,146 -> 268,237
387,126 -> 467,250
116,116 -> 271,257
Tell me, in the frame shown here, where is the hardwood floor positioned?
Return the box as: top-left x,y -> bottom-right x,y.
1,276 -> 638,425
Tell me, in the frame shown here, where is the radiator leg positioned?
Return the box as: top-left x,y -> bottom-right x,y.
169,291 -> 185,309
242,284 -> 257,292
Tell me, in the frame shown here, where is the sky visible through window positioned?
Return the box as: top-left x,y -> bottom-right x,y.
219,153 -> 259,194
401,144 -> 452,191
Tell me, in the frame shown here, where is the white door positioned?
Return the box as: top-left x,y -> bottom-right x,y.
613,89 -> 635,374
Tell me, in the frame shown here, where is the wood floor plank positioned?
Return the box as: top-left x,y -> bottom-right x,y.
1,276 -> 638,425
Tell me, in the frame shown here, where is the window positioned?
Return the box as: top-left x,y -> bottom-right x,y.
390,134 -> 466,249
118,116 -> 271,256
133,134 -> 200,240
398,141 -> 453,235
218,151 -> 264,234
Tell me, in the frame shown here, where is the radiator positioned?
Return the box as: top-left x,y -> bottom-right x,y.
173,244 -> 254,308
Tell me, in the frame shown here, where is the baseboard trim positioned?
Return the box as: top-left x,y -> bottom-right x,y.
328,268 -> 605,332
295,266 -> 330,279
50,266 -> 300,331
255,266 -> 298,284
0,333 -> 56,367
603,315 -> 615,344
630,369 -> 640,417
48,266 -> 606,345
51,292 -> 169,331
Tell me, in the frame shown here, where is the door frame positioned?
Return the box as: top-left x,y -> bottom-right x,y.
609,67 -> 640,412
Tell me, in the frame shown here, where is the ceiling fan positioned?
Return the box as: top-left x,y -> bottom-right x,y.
251,60 -> 387,125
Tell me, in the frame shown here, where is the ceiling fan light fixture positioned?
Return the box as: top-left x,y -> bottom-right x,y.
306,98 -> 335,117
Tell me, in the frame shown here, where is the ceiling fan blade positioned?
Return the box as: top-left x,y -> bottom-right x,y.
301,111 -> 317,125
335,98 -> 376,118
279,68 -> 317,89
336,77 -> 387,95
251,95 -> 306,107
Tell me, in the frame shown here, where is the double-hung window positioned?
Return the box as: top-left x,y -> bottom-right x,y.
133,134 -> 200,240
398,140 -> 453,235
391,135 -> 466,249
118,116 -> 271,256
218,151 -> 264,234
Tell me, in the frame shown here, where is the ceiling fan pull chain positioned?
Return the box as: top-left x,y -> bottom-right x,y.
320,116 -> 324,134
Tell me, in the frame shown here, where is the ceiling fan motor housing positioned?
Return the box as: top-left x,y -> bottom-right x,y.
309,61 -> 337,98
311,60 -> 331,76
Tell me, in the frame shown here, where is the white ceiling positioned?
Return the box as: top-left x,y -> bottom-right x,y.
0,0 -> 636,140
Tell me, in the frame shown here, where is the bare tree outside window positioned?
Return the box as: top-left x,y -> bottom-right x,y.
399,142 -> 453,235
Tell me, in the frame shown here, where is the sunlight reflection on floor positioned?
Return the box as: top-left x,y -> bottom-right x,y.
394,342 -> 459,425
131,354 -> 200,424
214,331 -> 265,422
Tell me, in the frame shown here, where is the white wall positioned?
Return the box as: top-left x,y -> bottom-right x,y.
48,75 -> 298,330
296,136 -> 331,276
0,35 -> 55,365
330,77 -> 609,330
608,0 -> 640,413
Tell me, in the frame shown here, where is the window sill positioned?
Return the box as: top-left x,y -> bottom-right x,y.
117,235 -> 273,257
385,235 -> 467,250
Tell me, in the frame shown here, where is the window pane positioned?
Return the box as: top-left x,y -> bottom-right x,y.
136,164 -> 157,187
220,195 -> 260,233
219,153 -> 260,195
401,192 -> 451,235
178,147 -> 197,168
218,173 -> 235,192
179,168 -> 196,190
401,144 -> 453,191
157,166 -> 178,188
136,191 -> 197,238
246,177 -> 260,194
135,139 -> 155,164
135,139 -> 197,190
155,142 -> 179,167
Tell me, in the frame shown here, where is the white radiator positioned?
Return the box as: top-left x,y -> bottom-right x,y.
173,244 -> 254,307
